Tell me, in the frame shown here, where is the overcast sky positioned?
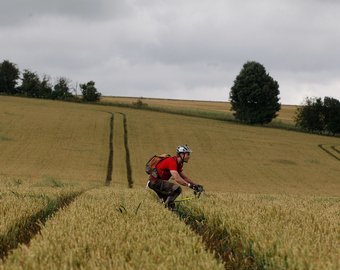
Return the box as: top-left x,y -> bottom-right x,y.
1,0 -> 339,105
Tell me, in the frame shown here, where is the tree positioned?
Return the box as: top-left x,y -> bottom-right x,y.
0,60 -> 20,94
323,97 -> 340,135
52,77 -> 73,100
19,70 -> 41,97
19,70 -> 53,98
295,97 -> 325,133
39,75 -> 53,98
229,61 -> 281,124
80,81 -> 101,102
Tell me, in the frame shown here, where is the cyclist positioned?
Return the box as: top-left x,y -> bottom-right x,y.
147,144 -> 204,210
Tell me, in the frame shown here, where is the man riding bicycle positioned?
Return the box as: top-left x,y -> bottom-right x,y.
147,144 -> 204,210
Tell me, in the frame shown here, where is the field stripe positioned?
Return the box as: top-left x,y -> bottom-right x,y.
175,204 -> 260,269
0,192 -> 81,261
117,112 -> 133,188
331,145 -> 340,154
105,113 -> 114,185
174,193 -> 340,270
318,144 -> 340,161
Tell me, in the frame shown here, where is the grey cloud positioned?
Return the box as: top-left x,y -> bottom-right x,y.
134,0 -> 340,73
0,0 -> 132,26
1,0 -> 339,104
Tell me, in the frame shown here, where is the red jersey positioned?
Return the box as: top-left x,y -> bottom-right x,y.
156,156 -> 183,180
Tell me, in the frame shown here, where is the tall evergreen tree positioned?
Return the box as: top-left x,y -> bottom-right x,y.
229,61 -> 281,124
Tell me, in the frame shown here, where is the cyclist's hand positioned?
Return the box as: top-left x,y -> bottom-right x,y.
190,184 -> 204,197
188,183 -> 197,190
196,184 -> 204,193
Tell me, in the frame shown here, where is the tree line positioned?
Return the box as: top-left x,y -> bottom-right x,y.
0,60 -> 101,102
1,59 -> 339,136
295,97 -> 340,135
229,61 -> 340,136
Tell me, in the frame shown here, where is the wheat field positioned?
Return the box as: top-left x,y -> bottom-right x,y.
1,187 -> 224,270
180,192 -> 339,270
101,96 -> 298,124
0,96 -> 109,185
103,105 -> 340,196
0,96 -> 339,269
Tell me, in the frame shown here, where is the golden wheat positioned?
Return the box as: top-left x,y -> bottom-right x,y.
104,106 -> 340,196
1,96 -> 339,270
101,96 -> 297,124
1,187 -> 224,270
185,192 -> 340,270
0,96 -> 109,186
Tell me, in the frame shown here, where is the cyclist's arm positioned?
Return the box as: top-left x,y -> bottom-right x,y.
170,170 -> 190,187
179,171 -> 196,186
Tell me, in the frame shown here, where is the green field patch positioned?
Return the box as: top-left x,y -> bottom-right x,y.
2,112 -> 16,116
304,159 -> 320,164
271,159 -> 297,165
11,179 -> 23,187
31,176 -> 66,188
257,194 -> 277,201
0,135 -> 11,141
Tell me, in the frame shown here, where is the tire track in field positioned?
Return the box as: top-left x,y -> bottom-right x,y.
0,192 -> 81,261
318,144 -> 340,161
331,145 -> 340,154
105,112 -> 114,185
116,112 -> 133,188
176,205 -> 262,270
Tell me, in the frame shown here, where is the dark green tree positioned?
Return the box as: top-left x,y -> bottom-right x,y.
80,81 -> 101,102
323,97 -> 340,135
52,77 -> 73,100
295,97 -> 325,133
0,60 -> 20,94
229,61 -> 281,124
19,70 -> 41,97
19,71 -> 53,98
39,75 -> 53,98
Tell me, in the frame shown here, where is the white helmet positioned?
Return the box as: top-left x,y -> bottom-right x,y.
176,144 -> 193,154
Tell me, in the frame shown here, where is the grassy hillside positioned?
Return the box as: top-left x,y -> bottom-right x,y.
0,96 -> 339,270
0,94 -> 338,197
103,105 -> 339,196
0,96 -> 110,186
101,96 -> 298,124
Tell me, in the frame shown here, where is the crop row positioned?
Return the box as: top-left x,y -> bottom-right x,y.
177,192 -> 339,270
0,188 -> 224,270
0,186 -> 81,260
